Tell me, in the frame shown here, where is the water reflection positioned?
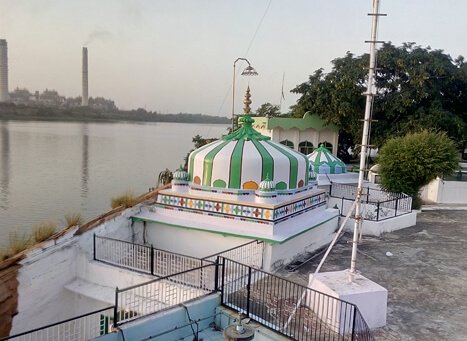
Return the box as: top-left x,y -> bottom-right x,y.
81,123 -> 89,200
0,122 -> 9,209
0,121 -> 229,248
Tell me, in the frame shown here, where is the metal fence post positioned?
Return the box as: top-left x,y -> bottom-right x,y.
341,197 -> 344,215
214,256 -> 219,291
395,198 -> 399,217
220,257 -> 225,304
246,266 -> 252,317
113,288 -> 119,327
366,186 -> 370,204
93,233 -> 96,261
150,244 -> 155,275
351,306 -> 357,341
376,202 -> 380,221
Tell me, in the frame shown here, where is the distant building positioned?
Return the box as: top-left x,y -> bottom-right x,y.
9,88 -> 34,104
253,112 -> 339,155
38,89 -> 66,106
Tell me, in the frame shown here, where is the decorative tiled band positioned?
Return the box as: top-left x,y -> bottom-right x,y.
156,192 -> 327,223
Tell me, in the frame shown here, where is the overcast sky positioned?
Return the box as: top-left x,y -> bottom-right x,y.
1,0 -> 466,116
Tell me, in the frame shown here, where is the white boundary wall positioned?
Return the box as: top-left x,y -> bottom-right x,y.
10,207 -> 141,335
421,177 -> 467,204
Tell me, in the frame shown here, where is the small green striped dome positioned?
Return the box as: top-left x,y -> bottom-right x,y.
173,165 -> 188,181
259,176 -> 275,192
188,115 -> 309,191
308,144 -> 346,176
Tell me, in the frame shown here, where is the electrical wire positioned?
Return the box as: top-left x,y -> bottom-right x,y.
216,0 -> 273,115
182,304 -> 199,341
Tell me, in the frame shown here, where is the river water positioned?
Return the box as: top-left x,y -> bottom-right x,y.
0,120 -> 228,249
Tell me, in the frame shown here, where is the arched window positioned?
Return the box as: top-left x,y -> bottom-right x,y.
280,139 -> 294,149
299,141 -> 314,155
319,141 -> 333,153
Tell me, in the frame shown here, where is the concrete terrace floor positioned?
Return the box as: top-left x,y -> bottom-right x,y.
277,210 -> 467,341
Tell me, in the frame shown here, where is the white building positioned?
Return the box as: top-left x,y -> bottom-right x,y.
252,112 -> 339,155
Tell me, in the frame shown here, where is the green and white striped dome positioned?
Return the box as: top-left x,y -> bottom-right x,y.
259,176 -> 276,192
173,165 -> 189,181
308,144 -> 346,176
188,115 -> 309,191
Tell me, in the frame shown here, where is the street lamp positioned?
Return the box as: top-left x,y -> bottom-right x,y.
232,58 -> 258,130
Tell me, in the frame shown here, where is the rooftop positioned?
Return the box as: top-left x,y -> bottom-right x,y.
277,209 -> 467,340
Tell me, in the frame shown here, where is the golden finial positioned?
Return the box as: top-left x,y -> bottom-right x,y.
243,86 -> 252,114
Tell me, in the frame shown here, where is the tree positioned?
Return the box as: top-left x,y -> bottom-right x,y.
255,102 -> 281,117
377,130 -> 459,207
290,43 -> 467,149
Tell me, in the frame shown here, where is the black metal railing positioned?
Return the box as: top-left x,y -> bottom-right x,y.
114,263 -> 217,326
330,183 -> 412,221
4,257 -> 373,340
217,257 -> 373,340
201,239 -> 264,268
0,306 -> 114,341
94,234 -> 204,276
95,235 -> 265,275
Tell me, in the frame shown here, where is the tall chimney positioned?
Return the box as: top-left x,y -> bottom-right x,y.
82,47 -> 88,106
0,39 -> 9,102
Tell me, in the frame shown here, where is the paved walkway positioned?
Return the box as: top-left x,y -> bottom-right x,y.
278,210 -> 467,341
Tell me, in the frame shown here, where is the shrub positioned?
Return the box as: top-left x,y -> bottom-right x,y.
32,221 -> 57,242
378,130 -> 459,207
111,191 -> 138,209
65,212 -> 84,227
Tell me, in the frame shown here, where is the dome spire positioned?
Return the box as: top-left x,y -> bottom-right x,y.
223,86 -> 270,141
243,86 -> 252,114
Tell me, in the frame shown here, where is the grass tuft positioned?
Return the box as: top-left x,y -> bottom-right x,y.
0,231 -> 33,260
111,191 -> 138,209
32,221 -> 57,243
65,212 -> 84,227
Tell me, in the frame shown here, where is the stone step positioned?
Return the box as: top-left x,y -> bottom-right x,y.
65,278 -> 115,304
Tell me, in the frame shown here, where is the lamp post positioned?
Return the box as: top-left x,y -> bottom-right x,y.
232,58 -> 258,130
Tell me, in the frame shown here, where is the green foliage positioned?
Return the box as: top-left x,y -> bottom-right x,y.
378,131 -> 459,201
291,43 -> 467,148
65,212 -> 84,227
32,221 -> 57,242
157,169 -> 173,186
255,102 -> 281,117
111,192 -> 138,209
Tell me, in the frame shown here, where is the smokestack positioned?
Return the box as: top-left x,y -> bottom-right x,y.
0,39 -> 9,102
82,47 -> 88,106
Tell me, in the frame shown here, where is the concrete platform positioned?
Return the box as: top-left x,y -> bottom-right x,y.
308,270 -> 387,330
277,210 -> 467,341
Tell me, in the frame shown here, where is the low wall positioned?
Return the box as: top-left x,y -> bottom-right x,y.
92,294 -> 220,341
421,178 -> 467,204
339,211 -> 417,237
9,207 -> 142,336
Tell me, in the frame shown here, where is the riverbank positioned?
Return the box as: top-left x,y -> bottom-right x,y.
0,103 -> 230,125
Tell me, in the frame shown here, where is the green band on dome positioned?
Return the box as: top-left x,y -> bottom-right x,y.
252,140 -> 274,181
229,140 -> 245,188
265,140 -> 298,189
188,141 -> 218,181
202,140 -> 230,186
